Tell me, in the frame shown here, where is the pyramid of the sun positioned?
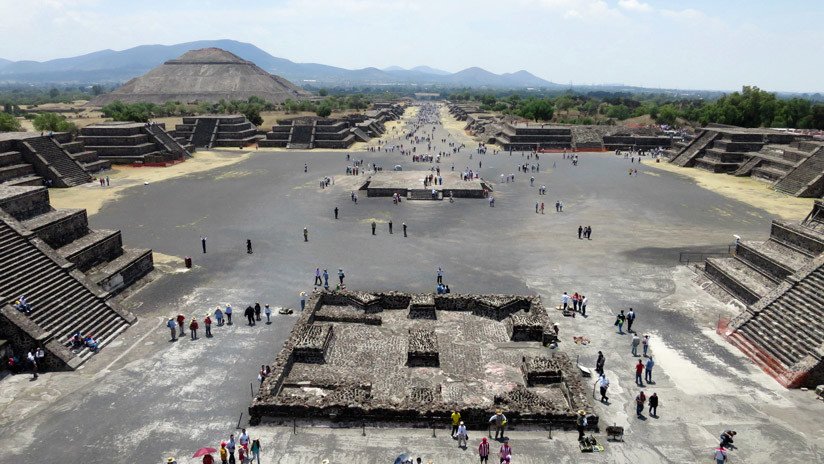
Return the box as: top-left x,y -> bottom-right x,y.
90,48 -> 308,105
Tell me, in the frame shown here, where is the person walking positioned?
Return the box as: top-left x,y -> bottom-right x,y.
478,437 -> 490,463
303,227 -> 308,242
204,314 -> 212,337
225,304 -> 233,325
264,304 -> 272,324
580,295 -> 587,316
201,236 -> 207,253
456,421 -> 468,448
250,439 -> 261,464
403,222 -> 407,237
578,225 -> 583,239
323,269 -> 330,289
167,317 -> 177,341
176,314 -> 186,337
245,305 -> 255,326
635,391 -> 646,418
645,356 -> 655,383
437,267 -> 444,285
714,447 -> 728,464
371,221 -> 376,235
27,350 -> 37,380
246,239 -> 253,254
642,334 -> 650,357
631,333 -> 641,356
626,308 -> 636,333
334,207 -> 339,219
598,373 -> 610,402
300,291 -> 307,311
214,306 -> 224,326
615,310 -> 626,334
314,268 -> 322,286
338,269 -> 345,286
254,302 -> 261,321
498,440 -> 512,463
189,317 -> 199,340
635,359 -> 644,386
649,392 -> 659,417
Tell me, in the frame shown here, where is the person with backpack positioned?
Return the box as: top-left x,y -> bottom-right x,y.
615,310 -> 626,334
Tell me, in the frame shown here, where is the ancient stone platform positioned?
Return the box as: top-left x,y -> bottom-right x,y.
249,290 -> 594,429
363,172 -> 490,199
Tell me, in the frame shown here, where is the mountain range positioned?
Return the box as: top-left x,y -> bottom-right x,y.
0,39 -> 559,89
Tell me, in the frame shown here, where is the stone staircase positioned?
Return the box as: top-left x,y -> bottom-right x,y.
22,137 -> 92,186
732,156 -> 762,177
146,124 -> 191,159
0,218 -> 134,366
671,130 -> 718,167
0,150 -> 41,187
190,117 -> 218,148
773,144 -> 824,197
407,189 -> 443,200
287,124 -> 314,149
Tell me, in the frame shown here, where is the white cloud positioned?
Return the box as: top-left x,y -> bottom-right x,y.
618,0 -> 651,12
660,8 -> 706,21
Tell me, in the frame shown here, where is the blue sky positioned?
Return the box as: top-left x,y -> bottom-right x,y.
1,0 -> 822,92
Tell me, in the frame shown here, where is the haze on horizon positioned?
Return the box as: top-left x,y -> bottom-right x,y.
1,0 -> 822,93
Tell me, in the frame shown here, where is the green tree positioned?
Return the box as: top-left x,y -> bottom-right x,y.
656,104 -> 679,125
91,85 -> 104,96
318,88 -> 329,97
606,104 -> 631,120
49,88 -> 59,98
0,112 -> 22,132
517,98 -> 554,121
243,107 -> 263,126
32,112 -> 76,132
316,104 -> 332,118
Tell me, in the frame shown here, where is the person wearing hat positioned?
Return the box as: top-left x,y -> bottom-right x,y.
176,314 -> 186,337
214,306 -> 224,326
166,458 -> 177,464
478,437 -> 490,463
456,421 -> 468,448
576,410 -> 588,441
166,317 -> 177,341
219,442 -> 228,464
189,317 -> 199,340
489,409 -> 507,440
264,304 -> 272,324
204,314 -> 212,337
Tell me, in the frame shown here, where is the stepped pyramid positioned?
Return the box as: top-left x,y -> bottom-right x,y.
89,48 -> 309,105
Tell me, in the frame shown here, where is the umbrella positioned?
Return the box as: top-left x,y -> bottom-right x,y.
192,447 -> 217,458
393,453 -> 411,464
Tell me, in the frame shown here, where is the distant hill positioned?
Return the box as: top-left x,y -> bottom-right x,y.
0,39 -> 561,89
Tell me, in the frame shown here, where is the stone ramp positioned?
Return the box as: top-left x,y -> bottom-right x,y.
22,137 -> 92,186
774,144 -> 824,197
146,124 -> 191,158
0,218 -> 134,369
190,117 -> 218,148
671,130 -> 718,167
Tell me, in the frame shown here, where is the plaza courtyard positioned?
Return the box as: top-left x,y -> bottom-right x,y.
0,105 -> 822,463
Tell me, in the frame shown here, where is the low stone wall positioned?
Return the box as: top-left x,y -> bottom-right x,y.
293,324 -> 333,363
407,328 -> 439,367
0,187 -> 51,221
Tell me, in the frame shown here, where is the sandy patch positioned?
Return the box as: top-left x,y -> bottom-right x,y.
647,161 -> 813,221
439,106 -> 477,146
49,150 -> 252,216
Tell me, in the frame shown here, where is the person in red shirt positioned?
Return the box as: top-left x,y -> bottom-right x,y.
635,359 -> 644,385
189,318 -> 199,340
204,315 -> 212,337
176,314 -> 186,337
478,437 -> 490,463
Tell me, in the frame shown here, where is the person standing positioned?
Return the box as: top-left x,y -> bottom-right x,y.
201,236 -> 207,253
250,439 -> 261,464
635,360 -> 644,386
219,442 -> 228,464
323,269 -> 330,288
631,333 -> 641,357
498,440 -> 512,463
246,239 -> 253,254
561,292 -> 570,311
176,314 -> 186,337
578,225 -> 583,239
338,269 -> 345,286
451,410 -> 461,437
437,267 -> 444,285
204,315 -> 212,337
635,391 -> 646,418
489,410 -> 507,440
403,222 -> 407,237
626,308 -> 636,333
649,392 -> 659,417
388,220 -> 393,234
254,302 -> 261,321
645,356 -> 655,383
595,351 -> 605,375
167,317 -> 177,341
27,350 -> 37,380
576,410 -> 587,441
478,437 -> 490,463
598,374 -> 610,402
214,306 -> 224,326
334,207 -> 339,219
642,335 -> 650,357
244,305 -> 255,326
35,347 -> 45,372
227,435 -> 236,464
714,447 -> 728,464
303,227 -> 308,242
615,310 -> 626,334
189,317 -> 199,340
314,268 -> 322,286
225,304 -> 233,325
580,295 -> 587,316
371,221 -> 376,235
300,291 -> 306,311
264,304 -> 272,324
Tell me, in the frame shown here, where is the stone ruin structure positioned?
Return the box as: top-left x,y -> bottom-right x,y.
449,103 -> 671,152
89,48 -> 310,106
361,172 -> 491,200
0,184 -> 151,371
174,115 -> 260,149
669,123 -> 824,197
249,290 -> 596,431
259,105 -> 404,149
707,201 -> 824,387
78,122 -> 192,164
1,132 -> 110,188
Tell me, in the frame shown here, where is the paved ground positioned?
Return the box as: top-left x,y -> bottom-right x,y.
0,104 -> 822,464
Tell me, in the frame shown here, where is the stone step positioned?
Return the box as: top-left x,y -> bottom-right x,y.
0,163 -> 36,182
726,330 -> 789,380
0,151 -> 23,167
56,229 -> 122,272
704,256 -> 776,304
2,175 -> 44,187
736,325 -> 795,367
